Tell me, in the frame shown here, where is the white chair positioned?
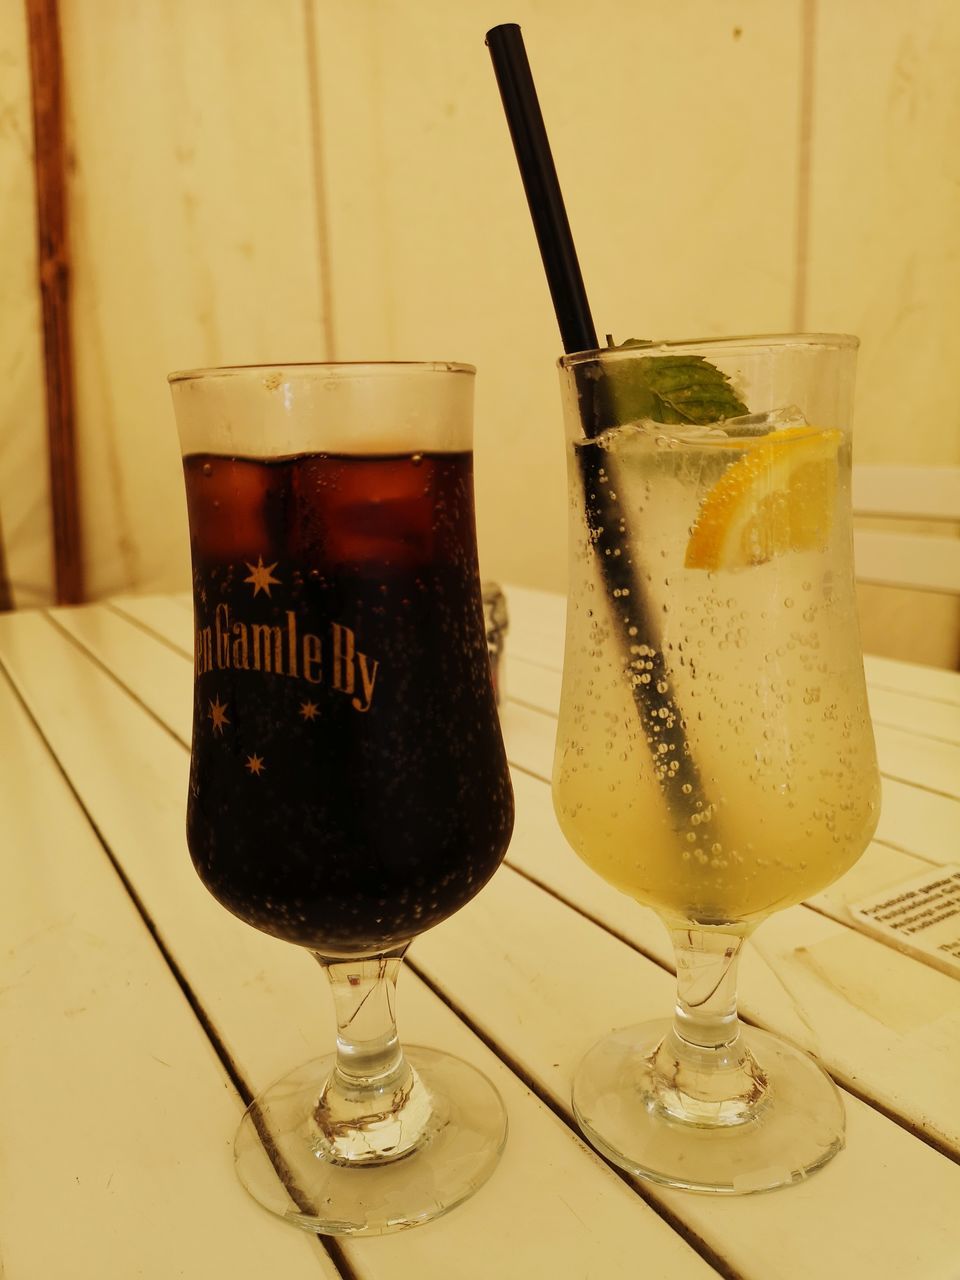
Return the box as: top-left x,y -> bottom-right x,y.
852,465 -> 960,594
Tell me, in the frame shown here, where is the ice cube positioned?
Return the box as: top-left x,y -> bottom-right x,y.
576,406 -> 809,462
717,405 -> 808,437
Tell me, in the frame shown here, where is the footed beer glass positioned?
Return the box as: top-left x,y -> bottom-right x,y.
171,362 -> 514,1234
552,336 -> 880,1193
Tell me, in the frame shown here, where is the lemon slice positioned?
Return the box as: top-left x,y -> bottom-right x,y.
684,426 -> 842,570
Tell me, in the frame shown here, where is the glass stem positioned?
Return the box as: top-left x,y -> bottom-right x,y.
650,925 -> 768,1127
310,946 -> 432,1164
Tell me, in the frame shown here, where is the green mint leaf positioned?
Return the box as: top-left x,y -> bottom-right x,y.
603,340 -> 749,425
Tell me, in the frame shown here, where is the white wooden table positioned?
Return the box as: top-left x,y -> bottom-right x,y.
1,586 -> 958,1279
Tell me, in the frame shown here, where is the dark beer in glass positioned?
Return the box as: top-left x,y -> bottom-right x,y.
172,363 -> 513,1235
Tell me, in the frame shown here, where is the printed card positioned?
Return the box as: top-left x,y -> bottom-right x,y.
849,865 -> 960,980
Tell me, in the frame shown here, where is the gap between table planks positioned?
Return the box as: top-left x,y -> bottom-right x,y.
0,662 -> 338,1278
113,588 -> 960,780
503,583 -> 960,707
26,599 -> 960,1280
50,597 -> 960,1159
93,594 -> 960,945
0,606 -> 724,1280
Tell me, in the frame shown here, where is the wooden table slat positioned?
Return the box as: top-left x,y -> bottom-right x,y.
501,767 -> 960,1156
0,654 -> 336,1278
503,584 -> 960,710
108,592 -> 196,654
5,587 -> 958,1279
863,652 -> 960,707
0,609 -> 722,1280
499,692 -> 960,868
411,867 -> 960,1280
36,606 -> 960,1152
866,684 -> 960,747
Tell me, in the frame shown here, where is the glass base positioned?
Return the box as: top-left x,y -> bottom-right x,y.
572,1020 -> 844,1194
234,1045 -> 507,1235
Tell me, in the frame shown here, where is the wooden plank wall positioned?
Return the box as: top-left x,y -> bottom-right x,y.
61,0 -> 330,598
0,0 -> 956,664
807,0 -> 960,668
315,0 -> 960,667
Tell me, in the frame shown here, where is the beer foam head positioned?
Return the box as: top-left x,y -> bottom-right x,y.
170,362 -> 475,457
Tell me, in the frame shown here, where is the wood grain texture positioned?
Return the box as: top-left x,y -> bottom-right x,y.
25,0 -> 83,603
6,0 -> 957,675
0,509 -> 12,610
50,597 -> 960,1159
0,606 -> 723,1280
412,866 -> 960,1280
311,1 -> 802,597
0,0 -> 53,608
7,589 -> 960,1275
866,685 -> 960,746
502,586 -> 960,872
806,0 -> 960,669
866,650 -> 960,705
501,761 -> 960,1154
806,0 -> 960,469
0,647 -> 338,1276
59,0 -> 329,599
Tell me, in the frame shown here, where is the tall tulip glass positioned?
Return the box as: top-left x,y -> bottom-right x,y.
552,335 -> 880,1193
171,362 -> 514,1234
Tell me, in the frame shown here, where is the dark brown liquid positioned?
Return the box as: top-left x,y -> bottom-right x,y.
183,450 -> 514,956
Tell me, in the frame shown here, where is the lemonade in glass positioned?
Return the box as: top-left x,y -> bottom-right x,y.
553,335 -> 880,1193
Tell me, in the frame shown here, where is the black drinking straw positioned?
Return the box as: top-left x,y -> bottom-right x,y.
484,25 -> 598,354
486,23 -> 707,820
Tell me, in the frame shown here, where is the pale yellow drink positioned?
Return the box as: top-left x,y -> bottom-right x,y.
553,420 -> 880,928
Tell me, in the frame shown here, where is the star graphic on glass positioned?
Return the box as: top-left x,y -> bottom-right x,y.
299,699 -> 319,722
245,753 -> 266,776
244,556 -> 281,597
208,697 -> 230,734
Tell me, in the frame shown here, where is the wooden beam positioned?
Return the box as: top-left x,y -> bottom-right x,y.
24,0 -> 83,605
0,511 -> 12,612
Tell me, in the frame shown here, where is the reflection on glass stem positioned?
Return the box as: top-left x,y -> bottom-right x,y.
310,949 -> 434,1164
